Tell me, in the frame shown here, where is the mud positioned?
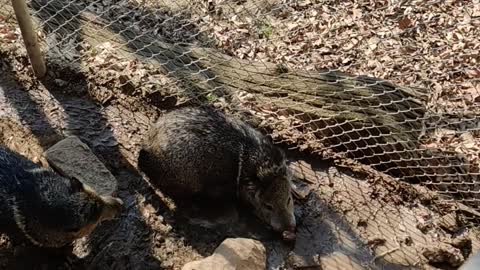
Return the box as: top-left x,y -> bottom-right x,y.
1,55 -> 480,270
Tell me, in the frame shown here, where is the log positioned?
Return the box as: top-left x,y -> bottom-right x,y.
1,0 -> 477,204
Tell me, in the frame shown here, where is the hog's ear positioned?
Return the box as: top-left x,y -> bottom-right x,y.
70,176 -> 85,193
257,164 -> 287,185
70,176 -> 99,196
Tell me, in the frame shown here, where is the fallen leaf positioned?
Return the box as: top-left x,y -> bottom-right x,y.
399,16 -> 413,30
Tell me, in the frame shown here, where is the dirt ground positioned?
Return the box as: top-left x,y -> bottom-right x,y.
0,0 -> 479,269
1,55 -> 480,270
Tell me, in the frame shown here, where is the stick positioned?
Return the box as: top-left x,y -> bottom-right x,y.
11,0 -> 46,78
373,247 -> 400,262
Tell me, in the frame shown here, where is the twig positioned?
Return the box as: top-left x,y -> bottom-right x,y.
372,246 -> 400,262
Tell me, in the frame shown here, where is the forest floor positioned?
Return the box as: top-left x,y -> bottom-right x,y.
0,0 -> 479,269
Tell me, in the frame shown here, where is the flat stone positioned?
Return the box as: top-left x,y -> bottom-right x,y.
182,238 -> 266,270
461,250 -> 480,270
44,136 -> 117,196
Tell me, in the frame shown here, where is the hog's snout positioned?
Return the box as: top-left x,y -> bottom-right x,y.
270,211 -> 296,233
282,230 -> 296,242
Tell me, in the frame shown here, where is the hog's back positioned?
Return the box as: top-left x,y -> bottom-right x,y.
0,147 -> 42,241
139,107 -> 253,200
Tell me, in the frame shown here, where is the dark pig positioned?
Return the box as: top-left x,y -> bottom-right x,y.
0,146 -> 123,248
138,107 -> 296,240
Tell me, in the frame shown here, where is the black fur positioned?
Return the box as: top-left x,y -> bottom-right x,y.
138,106 -> 286,200
0,146 -> 121,247
138,106 -> 296,233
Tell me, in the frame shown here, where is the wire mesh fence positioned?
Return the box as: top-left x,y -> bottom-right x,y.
12,0 -> 477,206
0,0 -> 479,268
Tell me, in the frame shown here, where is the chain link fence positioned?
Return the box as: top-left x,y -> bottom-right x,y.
16,0 -> 478,205
0,0 -> 479,268
1,0 -> 479,211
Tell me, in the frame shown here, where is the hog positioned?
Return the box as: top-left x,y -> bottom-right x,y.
138,106 -> 296,241
0,146 -> 123,248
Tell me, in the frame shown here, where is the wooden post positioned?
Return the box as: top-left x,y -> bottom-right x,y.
11,0 -> 46,78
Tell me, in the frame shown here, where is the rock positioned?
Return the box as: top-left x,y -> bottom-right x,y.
436,213 -> 460,233
320,252 -> 364,270
182,238 -> 266,270
44,135 -> 118,196
285,253 -> 321,269
461,250 -> 480,270
422,242 -> 465,267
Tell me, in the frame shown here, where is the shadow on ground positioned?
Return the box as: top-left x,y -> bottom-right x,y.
0,53 -> 164,269
0,0 -> 461,268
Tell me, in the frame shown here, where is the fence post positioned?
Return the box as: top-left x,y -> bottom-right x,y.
11,0 -> 46,78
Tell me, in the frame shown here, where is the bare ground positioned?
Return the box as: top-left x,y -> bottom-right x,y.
1,53 -> 480,270
0,0 -> 480,269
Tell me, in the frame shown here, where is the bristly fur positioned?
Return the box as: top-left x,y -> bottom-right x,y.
138,106 -> 296,234
0,146 -> 123,248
